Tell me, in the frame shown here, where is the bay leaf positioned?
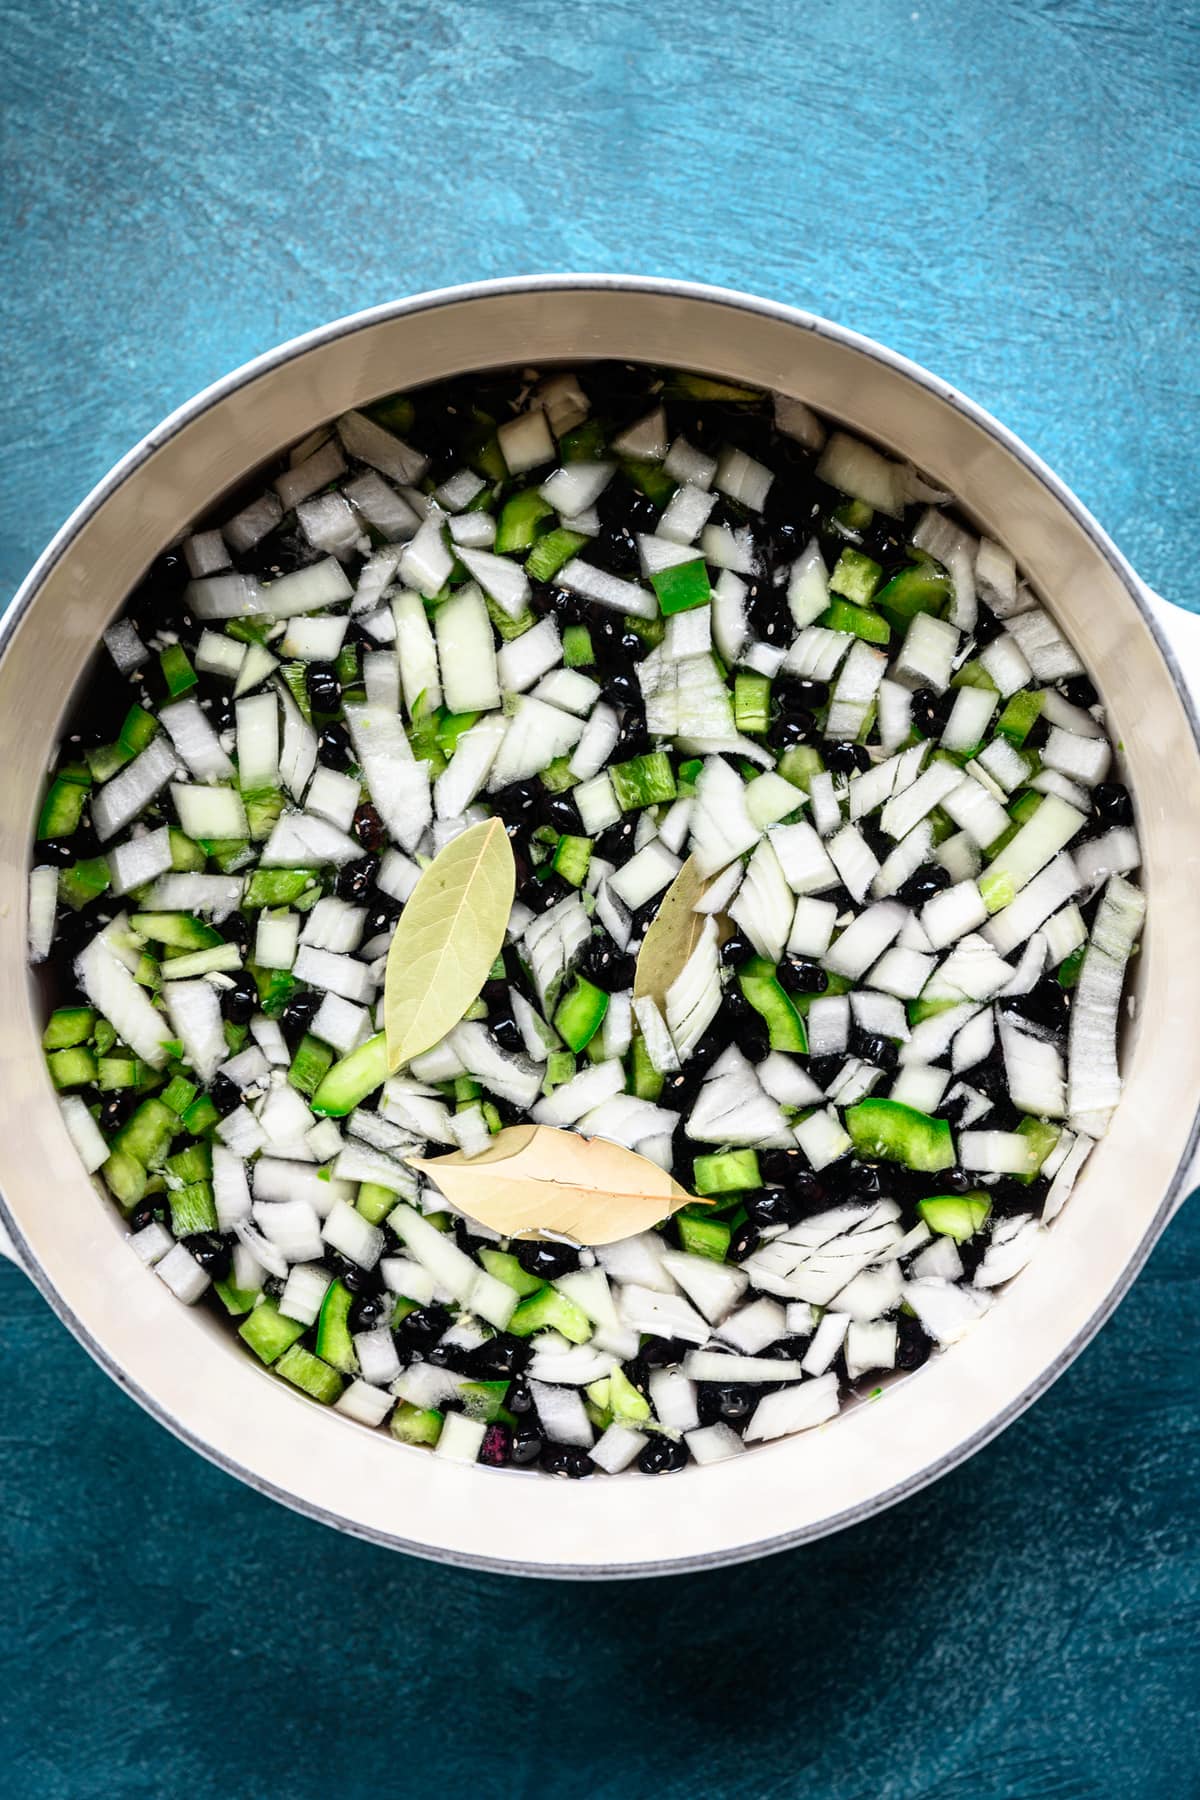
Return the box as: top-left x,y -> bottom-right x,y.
633,854 -> 717,1011
384,817 -> 515,1070
408,1123 -> 706,1246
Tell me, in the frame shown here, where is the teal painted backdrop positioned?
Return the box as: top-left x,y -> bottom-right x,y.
1,1 -> 1197,1794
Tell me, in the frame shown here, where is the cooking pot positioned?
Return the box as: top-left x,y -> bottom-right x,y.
2,277 -> 1197,1577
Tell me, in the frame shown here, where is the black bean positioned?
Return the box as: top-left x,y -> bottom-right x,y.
896,1316 -> 933,1371
510,1425 -> 543,1465
209,1072 -> 242,1118
1061,674 -> 1098,708
729,1221 -> 761,1262
128,1198 -> 165,1233
637,1437 -> 690,1475
593,521 -> 640,576
466,1334 -> 530,1380
280,989 -> 321,1041
515,1239 -> 581,1280
775,674 -> 829,713
364,897 -> 402,940
999,976 -> 1070,1034
972,608 -> 1005,647
745,1188 -> 804,1228
540,1444 -> 594,1478
685,1022 -> 731,1070
768,714 -> 817,751
578,937 -> 637,988
909,687 -> 957,739
184,1233 -> 233,1279
493,779 -> 543,819
219,911 -> 250,956
777,956 -> 827,995
220,973 -> 259,1026
524,872 -> 573,913
542,794 -> 582,835
719,932 -> 754,969
126,550 -> 190,634
305,662 -> 340,713
538,584 -> 588,625
394,1304 -> 452,1354
594,817 -> 637,863
489,1012 -> 524,1053
602,671 -> 641,710
757,1156 -> 826,1214
825,741 -> 872,775
851,1028 -> 900,1071
696,1383 -> 757,1426
614,711 -> 651,758
1092,781 -> 1133,828
353,802 -> 386,852
348,1292 -> 391,1333
640,1336 -> 694,1369
99,1094 -> 134,1136
336,856 -> 378,901
896,864 -> 953,907
326,1252 -> 383,1294
207,692 -> 236,735
37,838 -> 77,867
318,723 -> 353,770
746,583 -> 792,647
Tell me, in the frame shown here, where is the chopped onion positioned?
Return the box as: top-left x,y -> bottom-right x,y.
155,1243 -> 210,1304
647,1367 -> 700,1432
103,618 -> 148,673
337,410 -> 427,485
665,916 -> 722,1061
59,1095 -> 109,1173
496,616 -> 563,696
1068,875 -> 1144,1135
729,837 -> 794,960
815,432 -> 903,516
610,406 -> 667,461
343,703 -> 430,852
528,1381 -> 593,1447
91,735 -> 178,842
28,866 -> 58,963
591,1422 -> 649,1474
689,756 -> 761,876
457,546 -> 531,620
76,927 -> 171,1066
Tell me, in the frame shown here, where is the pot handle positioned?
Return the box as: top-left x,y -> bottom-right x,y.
1142,585 -> 1200,711
1141,586 -> 1200,1210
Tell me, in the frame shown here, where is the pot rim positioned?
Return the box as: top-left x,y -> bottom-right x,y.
3,273 -> 1196,1578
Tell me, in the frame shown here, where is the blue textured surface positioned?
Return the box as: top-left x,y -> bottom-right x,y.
2,1 -> 1198,1794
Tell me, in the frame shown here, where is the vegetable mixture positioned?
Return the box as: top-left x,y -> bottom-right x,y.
29,362 -> 1144,1478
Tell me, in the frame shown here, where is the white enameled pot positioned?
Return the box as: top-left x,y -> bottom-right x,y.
2,277 -> 1197,1577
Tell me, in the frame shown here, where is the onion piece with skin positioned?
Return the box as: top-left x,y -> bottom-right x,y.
689,756 -> 762,876
665,916 -> 723,1061
729,837 -> 794,961
1068,875 -> 1145,1136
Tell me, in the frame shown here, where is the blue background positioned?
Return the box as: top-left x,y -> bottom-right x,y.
2,1 -> 1197,1794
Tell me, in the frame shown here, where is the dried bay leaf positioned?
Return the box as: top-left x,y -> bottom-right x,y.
384,818 -> 515,1070
408,1123 -> 706,1246
633,854 -> 725,1011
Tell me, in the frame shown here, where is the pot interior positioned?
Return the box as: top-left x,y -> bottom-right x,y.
1,281 -> 1195,1574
